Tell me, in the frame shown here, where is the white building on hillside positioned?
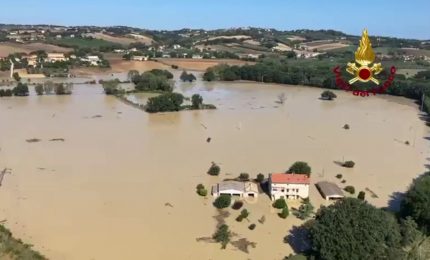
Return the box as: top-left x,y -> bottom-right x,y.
131,55 -> 149,61
81,56 -> 101,66
269,173 -> 310,200
46,53 -> 67,63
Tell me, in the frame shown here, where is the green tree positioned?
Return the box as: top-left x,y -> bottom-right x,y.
279,206 -> 289,219
12,82 -> 29,96
344,185 -> 355,194
256,173 -> 265,183
191,94 -> 203,109
203,69 -> 216,81
43,81 -> 54,94
400,172 -> 430,235
54,83 -> 72,95
273,198 -> 287,209
212,224 -> 231,249
287,161 -> 311,176
309,198 -> 403,259
133,71 -> 173,92
207,162 -> 220,176
213,195 -> 231,209
321,90 -> 337,100
294,199 -> 314,220
400,217 -> 423,248
127,70 -> 139,81
12,72 -> 20,82
35,84 -> 44,95
102,79 -> 122,95
145,93 -> 184,113
180,71 -> 196,82
343,160 -> 355,168
357,191 -> 366,200
239,173 -> 249,181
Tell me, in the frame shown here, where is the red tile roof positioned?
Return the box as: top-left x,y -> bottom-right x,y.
270,173 -> 310,184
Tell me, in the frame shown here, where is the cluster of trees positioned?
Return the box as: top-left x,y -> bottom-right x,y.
34,82 -> 73,95
144,92 -> 214,113
145,92 -> 184,113
292,172 -> 430,259
12,82 -> 29,96
131,69 -> 174,92
0,88 -> 13,97
203,61 -> 315,84
180,71 -> 196,82
101,79 -> 124,95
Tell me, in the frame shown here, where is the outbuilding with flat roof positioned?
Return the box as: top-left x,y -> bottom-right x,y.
315,181 -> 344,200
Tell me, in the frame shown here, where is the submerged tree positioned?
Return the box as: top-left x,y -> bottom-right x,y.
212,224 -> 231,249
207,162 -> 221,176
12,82 -> 29,96
321,90 -> 337,100
191,94 -> 203,109
35,84 -> 44,95
277,93 -> 287,104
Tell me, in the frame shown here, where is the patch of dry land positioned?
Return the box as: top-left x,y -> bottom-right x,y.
0,77 -> 428,259
156,58 -> 255,71
87,32 -> 154,46
207,35 -> 252,41
302,40 -> 349,51
0,42 -> 72,57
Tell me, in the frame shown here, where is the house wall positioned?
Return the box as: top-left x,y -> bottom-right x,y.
269,182 -> 309,200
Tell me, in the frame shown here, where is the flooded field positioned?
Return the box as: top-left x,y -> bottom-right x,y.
0,76 -> 428,259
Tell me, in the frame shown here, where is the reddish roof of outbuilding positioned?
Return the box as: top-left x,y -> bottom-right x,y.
270,173 -> 310,184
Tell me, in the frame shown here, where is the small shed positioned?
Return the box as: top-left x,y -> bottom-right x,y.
316,181 -> 344,200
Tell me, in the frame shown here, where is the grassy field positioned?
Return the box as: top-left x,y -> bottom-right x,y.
49,37 -> 121,49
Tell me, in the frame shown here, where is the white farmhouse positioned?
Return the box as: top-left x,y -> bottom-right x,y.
46,53 -> 67,63
269,173 -> 310,200
131,55 -> 149,61
81,55 -> 101,66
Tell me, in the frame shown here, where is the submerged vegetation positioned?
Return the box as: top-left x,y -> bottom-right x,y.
212,224 -> 231,249
0,224 -> 46,259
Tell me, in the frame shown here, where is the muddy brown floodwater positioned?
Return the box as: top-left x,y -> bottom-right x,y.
0,75 -> 428,260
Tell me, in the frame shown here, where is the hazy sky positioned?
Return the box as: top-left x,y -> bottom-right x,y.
1,0 -> 429,39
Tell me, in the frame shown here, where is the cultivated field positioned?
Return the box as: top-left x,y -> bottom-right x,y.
155,58 -> 255,71
88,32 -> 154,46
0,42 -> 72,57
301,40 -> 349,51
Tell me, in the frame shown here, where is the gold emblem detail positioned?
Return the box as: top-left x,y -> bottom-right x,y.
346,29 -> 383,84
